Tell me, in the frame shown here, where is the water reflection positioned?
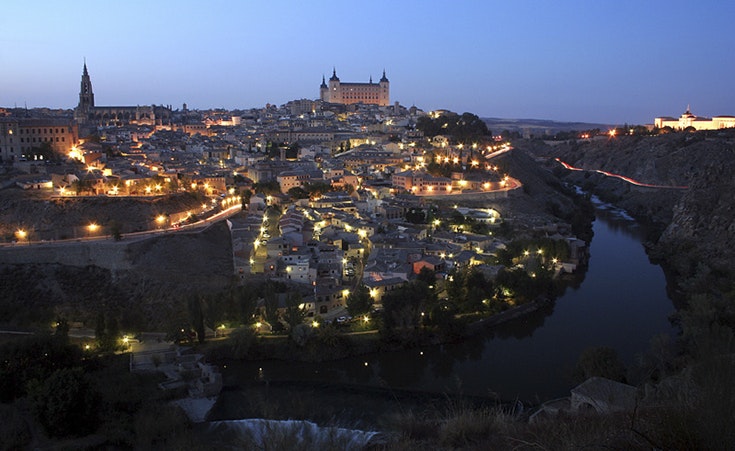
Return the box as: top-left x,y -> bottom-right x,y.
222,211 -> 675,404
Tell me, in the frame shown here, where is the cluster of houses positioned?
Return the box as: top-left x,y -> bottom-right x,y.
5,100 -> 586,318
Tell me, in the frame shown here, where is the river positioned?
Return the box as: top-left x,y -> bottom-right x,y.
213,204 -> 677,421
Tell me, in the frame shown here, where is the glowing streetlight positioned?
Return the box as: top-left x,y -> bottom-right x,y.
16,229 -> 28,245
156,215 -> 167,228
311,320 -> 319,328
87,223 -> 99,237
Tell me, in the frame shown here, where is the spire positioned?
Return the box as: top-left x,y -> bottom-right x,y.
83,57 -> 88,76
369,75 -> 373,84
380,69 -> 388,82
320,74 -> 327,88
329,67 -> 339,82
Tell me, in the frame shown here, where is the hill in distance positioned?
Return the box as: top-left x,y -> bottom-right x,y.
484,117 -> 614,136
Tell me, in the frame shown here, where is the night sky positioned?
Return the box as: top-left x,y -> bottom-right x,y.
2,0 -> 733,124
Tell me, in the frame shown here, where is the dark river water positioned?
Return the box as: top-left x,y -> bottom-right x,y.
217,205 -> 677,412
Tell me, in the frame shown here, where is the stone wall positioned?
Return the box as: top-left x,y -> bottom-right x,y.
0,240 -> 133,272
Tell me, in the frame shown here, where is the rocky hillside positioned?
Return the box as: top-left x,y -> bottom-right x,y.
0,204 -> 234,331
521,129 -> 735,293
0,190 -> 208,241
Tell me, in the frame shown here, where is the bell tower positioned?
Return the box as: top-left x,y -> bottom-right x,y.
75,60 -> 95,123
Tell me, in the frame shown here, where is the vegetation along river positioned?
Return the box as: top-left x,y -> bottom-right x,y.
213,203 -> 677,422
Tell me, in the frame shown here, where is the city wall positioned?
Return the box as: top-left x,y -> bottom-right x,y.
423,186 -> 518,201
0,240 -> 134,272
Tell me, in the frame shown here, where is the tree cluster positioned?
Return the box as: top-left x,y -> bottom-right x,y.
416,112 -> 490,144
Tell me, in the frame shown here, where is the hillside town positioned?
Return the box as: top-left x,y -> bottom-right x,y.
0,64 -> 589,328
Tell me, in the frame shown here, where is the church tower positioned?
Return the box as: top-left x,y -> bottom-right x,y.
328,68 -> 340,103
378,69 -> 390,107
320,74 -> 328,102
75,61 -> 95,124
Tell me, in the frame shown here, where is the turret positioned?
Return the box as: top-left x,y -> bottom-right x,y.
320,75 -> 329,102
380,69 -> 389,83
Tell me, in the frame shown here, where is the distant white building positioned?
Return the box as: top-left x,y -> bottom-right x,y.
655,106 -> 735,130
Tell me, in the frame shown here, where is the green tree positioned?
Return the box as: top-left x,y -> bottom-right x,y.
235,285 -> 258,325
96,312 -> 120,352
416,267 -> 437,287
187,295 -> 206,344
94,312 -> 106,349
228,326 -> 257,359
288,186 -> 310,200
253,180 -> 281,196
54,316 -> 70,344
284,292 -> 307,330
346,284 -> 373,317
405,207 -> 426,224
381,281 -> 433,333
109,220 -> 123,241
30,367 -> 100,437
574,346 -> 627,383
0,334 -> 82,402
263,284 -> 282,330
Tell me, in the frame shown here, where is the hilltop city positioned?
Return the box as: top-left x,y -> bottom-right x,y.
0,63 -> 548,310
2,62 -> 735,449
0,61 -> 730,336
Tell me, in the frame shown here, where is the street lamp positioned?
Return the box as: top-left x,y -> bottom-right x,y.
87,223 -> 99,238
156,215 -> 167,229
16,229 -> 28,245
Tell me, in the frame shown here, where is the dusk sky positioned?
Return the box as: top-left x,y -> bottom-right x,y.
2,0 -> 733,125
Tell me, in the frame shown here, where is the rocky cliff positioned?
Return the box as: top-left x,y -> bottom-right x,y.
0,192 -> 234,330
522,129 -> 735,294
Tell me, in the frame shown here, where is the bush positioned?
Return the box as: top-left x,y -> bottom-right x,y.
0,404 -> 31,450
134,403 -> 191,449
574,346 -> 627,383
30,367 -> 101,438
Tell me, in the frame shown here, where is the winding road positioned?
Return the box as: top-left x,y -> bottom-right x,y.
555,158 -> 689,189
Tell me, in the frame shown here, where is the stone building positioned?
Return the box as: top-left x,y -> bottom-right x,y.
654,106 -> 735,130
0,117 -> 77,163
74,62 -> 172,131
320,68 -> 389,106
